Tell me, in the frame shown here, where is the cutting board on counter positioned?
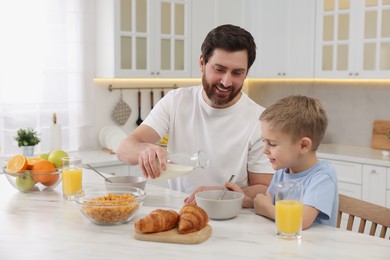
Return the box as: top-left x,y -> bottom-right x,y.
371,120 -> 390,150
134,225 -> 212,244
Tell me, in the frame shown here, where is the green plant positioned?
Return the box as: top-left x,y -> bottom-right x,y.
14,128 -> 41,147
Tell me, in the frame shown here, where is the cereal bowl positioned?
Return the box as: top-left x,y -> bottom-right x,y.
74,186 -> 146,225
195,190 -> 244,220
3,167 -> 61,192
104,176 -> 147,191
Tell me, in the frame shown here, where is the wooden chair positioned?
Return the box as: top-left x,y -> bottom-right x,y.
337,194 -> 390,239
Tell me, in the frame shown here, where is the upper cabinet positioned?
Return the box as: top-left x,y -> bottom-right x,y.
191,0 -> 250,78
315,0 -> 390,79
249,0 -> 316,78
96,0 -> 191,78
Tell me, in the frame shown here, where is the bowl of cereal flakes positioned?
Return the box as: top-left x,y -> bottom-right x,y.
74,186 -> 146,225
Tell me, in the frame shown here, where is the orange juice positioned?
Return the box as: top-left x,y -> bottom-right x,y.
275,200 -> 303,234
62,168 -> 82,195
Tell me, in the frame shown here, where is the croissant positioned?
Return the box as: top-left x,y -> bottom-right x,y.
178,204 -> 208,234
134,209 -> 179,233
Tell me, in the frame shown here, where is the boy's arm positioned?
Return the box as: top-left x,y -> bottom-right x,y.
302,205 -> 320,230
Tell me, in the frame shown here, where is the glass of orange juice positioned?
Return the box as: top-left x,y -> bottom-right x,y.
61,157 -> 82,200
275,182 -> 303,239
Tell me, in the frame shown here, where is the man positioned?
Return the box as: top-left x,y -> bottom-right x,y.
117,24 -> 273,207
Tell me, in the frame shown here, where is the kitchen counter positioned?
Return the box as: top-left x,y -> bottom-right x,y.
318,144 -> 390,167
68,149 -> 123,167
0,169 -> 389,259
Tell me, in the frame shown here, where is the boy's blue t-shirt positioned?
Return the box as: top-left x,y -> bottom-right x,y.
267,160 -> 339,227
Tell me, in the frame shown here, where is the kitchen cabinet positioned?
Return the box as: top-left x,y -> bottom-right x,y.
191,0 -> 251,78
315,0 -> 390,79
96,0 -> 191,78
319,158 -> 389,207
249,0 -> 316,78
387,169 -> 390,208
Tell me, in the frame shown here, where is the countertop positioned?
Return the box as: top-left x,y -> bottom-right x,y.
318,144 -> 390,167
0,169 -> 389,259
68,149 -> 123,167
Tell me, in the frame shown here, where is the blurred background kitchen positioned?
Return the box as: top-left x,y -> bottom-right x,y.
0,0 -> 389,156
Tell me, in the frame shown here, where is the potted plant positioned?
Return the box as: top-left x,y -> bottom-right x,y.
14,128 -> 41,156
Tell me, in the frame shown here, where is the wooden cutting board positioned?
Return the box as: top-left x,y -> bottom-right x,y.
371,120 -> 390,150
133,225 -> 212,244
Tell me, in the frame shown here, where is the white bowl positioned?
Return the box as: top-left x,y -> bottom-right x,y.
195,190 -> 244,220
104,176 -> 147,191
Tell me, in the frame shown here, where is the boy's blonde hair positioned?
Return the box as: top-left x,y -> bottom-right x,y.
260,95 -> 328,151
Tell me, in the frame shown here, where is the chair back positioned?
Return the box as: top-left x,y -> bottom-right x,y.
337,194 -> 390,239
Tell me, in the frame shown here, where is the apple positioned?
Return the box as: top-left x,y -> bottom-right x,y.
39,153 -> 49,160
48,149 -> 68,168
16,171 -> 37,192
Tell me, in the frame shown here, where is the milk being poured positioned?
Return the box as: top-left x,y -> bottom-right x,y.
154,151 -> 209,180
158,164 -> 195,180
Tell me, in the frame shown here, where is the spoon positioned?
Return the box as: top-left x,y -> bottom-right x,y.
136,90 -> 143,126
218,174 -> 235,200
86,164 -> 113,183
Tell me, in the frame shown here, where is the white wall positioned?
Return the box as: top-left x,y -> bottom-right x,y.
248,80 -> 390,147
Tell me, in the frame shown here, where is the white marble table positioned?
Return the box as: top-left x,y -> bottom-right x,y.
0,169 -> 389,260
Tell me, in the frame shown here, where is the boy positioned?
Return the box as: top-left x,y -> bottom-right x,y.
227,95 -> 338,229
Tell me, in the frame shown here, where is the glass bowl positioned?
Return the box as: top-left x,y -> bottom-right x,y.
3,167 -> 61,192
74,186 -> 146,225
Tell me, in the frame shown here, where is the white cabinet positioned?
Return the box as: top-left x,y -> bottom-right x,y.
387,169 -> 390,208
250,0 -> 315,78
323,158 -> 389,207
315,0 -> 390,79
329,160 -> 363,199
362,164 -> 387,206
96,0 -> 191,78
191,0 -> 250,78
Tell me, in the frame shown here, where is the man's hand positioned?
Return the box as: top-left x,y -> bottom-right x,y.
138,145 -> 168,179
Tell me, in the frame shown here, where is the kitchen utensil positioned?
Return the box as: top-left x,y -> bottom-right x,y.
112,90 -> 132,125
217,174 -> 235,200
161,89 -> 165,98
195,190 -> 244,220
371,120 -> 390,150
86,164 -> 113,183
150,89 -> 154,110
136,90 -> 143,126
134,225 -> 212,244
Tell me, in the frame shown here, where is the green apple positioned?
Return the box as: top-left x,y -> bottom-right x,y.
16,171 -> 37,192
48,149 -> 68,168
39,153 -> 49,160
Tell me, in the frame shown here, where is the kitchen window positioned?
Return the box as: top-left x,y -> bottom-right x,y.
0,0 -> 95,156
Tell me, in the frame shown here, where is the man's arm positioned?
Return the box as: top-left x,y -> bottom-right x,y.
117,125 -> 167,178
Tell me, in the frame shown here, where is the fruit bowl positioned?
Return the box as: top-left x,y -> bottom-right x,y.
2,168 -> 62,192
74,186 -> 146,225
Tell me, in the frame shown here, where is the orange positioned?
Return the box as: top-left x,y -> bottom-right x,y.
31,160 -> 57,185
6,154 -> 28,173
27,157 -> 44,170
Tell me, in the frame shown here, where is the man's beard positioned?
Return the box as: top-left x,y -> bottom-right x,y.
202,75 -> 242,106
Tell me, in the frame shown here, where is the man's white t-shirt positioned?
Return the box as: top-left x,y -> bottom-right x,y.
143,85 -> 274,193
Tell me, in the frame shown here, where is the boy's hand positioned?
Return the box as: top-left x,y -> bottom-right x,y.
254,192 -> 275,219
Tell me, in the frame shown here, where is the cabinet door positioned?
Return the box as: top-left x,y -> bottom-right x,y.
315,0 -> 390,79
328,160 -> 363,199
252,0 -> 315,78
362,164 -> 386,206
97,0 -> 191,78
191,0 -> 250,78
